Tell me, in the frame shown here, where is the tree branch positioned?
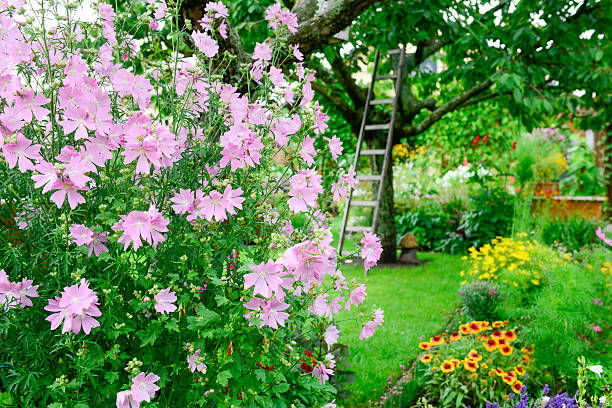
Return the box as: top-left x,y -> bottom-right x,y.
403,79 -> 493,136
330,50 -> 366,109
310,81 -> 362,134
288,0 -> 381,56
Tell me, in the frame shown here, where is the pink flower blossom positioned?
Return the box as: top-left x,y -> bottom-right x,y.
252,42 -> 272,62
44,279 -> 101,335
596,227 -> 612,247
361,232 -> 383,272
324,325 -> 340,348
154,287 -> 177,314
69,224 -> 109,257
591,324 -> 602,333
112,206 -> 169,251
187,349 -> 207,373
280,234 -> 336,285
359,308 -> 384,340
0,270 -> 39,310
261,297 -> 290,329
130,372 -> 160,403
13,89 -> 50,122
300,136 -> 317,166
244,260 -> 284,299
116,390 -> 139,408
1,134 -> 42,172
287,169 -> 323,213
192,31 -> 218,58
312,356 -> 335,385
345,284 -> 366,310
328,136 -> 343,161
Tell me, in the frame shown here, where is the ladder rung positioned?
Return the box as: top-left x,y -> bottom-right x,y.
361,149 -> 386,155
388,49 -> 402,55
356,175 -> 382,181
365,123 -> 391,131
351,200 -> 377,207
375,74 -> 397,80
346,225 -> 373,232
370,99 -> 394,105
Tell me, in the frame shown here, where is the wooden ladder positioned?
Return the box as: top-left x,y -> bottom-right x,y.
338,47 -> 406,259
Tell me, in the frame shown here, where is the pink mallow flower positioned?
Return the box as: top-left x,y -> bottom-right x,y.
187,349 -> 207,373
360,308 -> 384,340
345,284 -> 367,311
44,279 -> 101,335
596,227 -> 612,247
69,224 -> 109,257
287,169 -> 323,213
244,260 -> 284,299
324,325 -> 340,348
112,206 -> 169,251
312,354 -> 335,385
130,372 -> 160,403
154,287 -> 177,314
0,269 -> 39,310
1,133 -> 42,172
328,136 -> 343,162
192,31 -> 218,58
361,232 -> 383,272
261,297 -> 290,329
116,390 -> 139,408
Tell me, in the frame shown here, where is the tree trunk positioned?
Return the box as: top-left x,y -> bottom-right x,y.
376,158 -> 397,263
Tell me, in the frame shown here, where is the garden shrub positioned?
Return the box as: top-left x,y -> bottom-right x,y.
457,187 -> 515,249
459,282 -> 505,322
511,261 -> 602,386
395,203 -> 459,251
540,216 -> 598,253
0,2 -> 384,407
415,320 -> 534,407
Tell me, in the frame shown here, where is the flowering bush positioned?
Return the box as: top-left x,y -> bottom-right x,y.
460,234 -> 563,290
460,282 -> 505,322
416,320 -> 534,407
0,1 -> 383,406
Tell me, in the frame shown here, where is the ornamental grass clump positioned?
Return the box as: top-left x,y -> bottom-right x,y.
460,233 -> 563,291
416,320 -> 534,407
0,2 -> 384,407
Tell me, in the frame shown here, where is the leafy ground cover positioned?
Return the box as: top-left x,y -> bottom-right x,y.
335,253 -> 464,407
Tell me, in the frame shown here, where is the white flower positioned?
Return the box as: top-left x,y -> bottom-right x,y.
541,396 -> 550,407
588,364 -> 603,377
599,396 -> 606,406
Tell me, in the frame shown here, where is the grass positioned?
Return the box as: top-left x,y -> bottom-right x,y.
335,252 -> 465,407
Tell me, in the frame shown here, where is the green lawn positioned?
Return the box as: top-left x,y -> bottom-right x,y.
336,253 -> 465,407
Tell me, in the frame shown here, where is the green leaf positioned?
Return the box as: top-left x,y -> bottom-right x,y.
104,371 -> 120,384
187,307 -> 220,330
165,318 -> 179,332
274,383 -> 290,393
216,370 -> 233,386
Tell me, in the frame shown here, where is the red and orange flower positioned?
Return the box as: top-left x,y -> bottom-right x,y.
500,345 -> 513,356
441,360 -> 455,373
420,353 -> 433,363
468,350 -> 482,362
512,381 -> 523,393
419,342 -> 430,350
503,330 -> 517,342
429,335 -> 444,346
484,339 -> 498,352
464,359 -> 479,372
450,331 -> 462,341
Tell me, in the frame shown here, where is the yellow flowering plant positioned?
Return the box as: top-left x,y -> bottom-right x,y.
392,144 -> 427,163
416,320 -> 534,407
460,234 -> 565,292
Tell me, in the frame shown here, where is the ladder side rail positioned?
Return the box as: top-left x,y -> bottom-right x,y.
372,47 -> 406,232
338,49 -> 382,255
